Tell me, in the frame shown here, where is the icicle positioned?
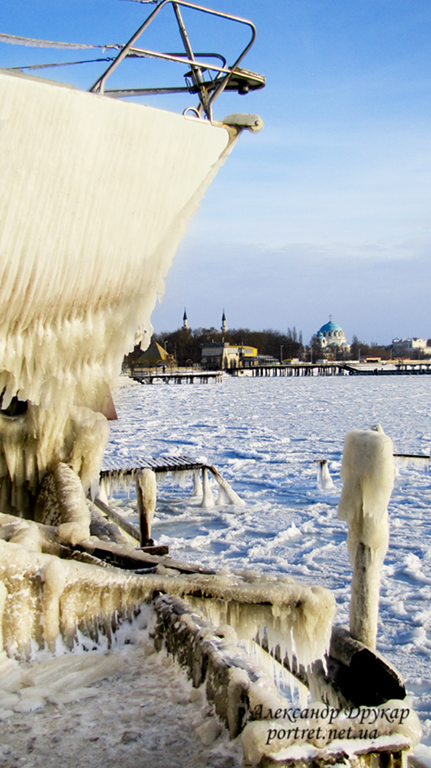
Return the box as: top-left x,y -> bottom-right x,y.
42,559 -> 67,651
211,470 -> 245,506
0,69 -> 233,513
97,479 -> 109,504
172,469 -> 192,488
0,581 -> 7,651
240,638 -> 297,703
216,485 -> 230,506
185,572 -> 336,682
192,469 -> 202,497
171,470 -> 182,486
200,468 -> 215,508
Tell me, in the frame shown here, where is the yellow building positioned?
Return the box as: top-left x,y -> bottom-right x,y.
201,343 -> 258,370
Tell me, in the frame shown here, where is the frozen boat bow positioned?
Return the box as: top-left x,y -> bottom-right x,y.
0,1 -> 264,517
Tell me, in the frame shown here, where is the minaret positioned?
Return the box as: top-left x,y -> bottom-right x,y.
221,310 -> 227,334
182,308 -> 188,330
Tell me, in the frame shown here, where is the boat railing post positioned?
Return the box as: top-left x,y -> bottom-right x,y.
89,0 -> 171,95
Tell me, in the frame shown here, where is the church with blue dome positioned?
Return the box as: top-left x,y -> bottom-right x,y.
317,316 -> 350,352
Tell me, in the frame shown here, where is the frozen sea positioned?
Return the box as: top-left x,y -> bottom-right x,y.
106,373 -> 431,761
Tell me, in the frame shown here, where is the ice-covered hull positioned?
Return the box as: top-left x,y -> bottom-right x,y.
0,69 -> 235,510
0,68 -> 233,411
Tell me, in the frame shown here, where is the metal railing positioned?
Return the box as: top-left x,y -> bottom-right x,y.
89,0 -> 265,121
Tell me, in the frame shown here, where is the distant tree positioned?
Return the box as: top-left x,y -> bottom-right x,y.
350,335 -> 360,360
309,334 -> 322,362
153,327 -> 224,365
349,336 -> 391,361
148,325 -> 305,366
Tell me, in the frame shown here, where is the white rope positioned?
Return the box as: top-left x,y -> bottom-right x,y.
9,58 -> 115,72
0,33 -> 121,50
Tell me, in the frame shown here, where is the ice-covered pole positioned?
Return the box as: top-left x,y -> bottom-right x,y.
136,469 -> 157,546
338,426 -> 394,650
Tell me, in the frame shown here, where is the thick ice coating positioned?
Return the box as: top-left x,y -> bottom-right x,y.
338,428 -> 394,565
0,69 -> 234,510
0,404 -> 109,517
182,571 -> 337,674
0,521 -> 336,676
338,428 -> 395,649
0,538 -> 155,658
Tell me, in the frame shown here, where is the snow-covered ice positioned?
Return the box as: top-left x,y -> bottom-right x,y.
105,374 -> 431,762
2,373 -> 431,766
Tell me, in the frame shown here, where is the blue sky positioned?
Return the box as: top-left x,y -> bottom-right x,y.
2,0 -> 430,345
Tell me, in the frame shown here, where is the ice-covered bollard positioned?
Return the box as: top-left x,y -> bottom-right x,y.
316,459 -> 334,491
135,469 -> 157,546
338,427 -> 395,650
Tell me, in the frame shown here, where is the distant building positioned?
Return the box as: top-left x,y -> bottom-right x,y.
133,341 -> 172,368
391,337 -> 431,358
317,317 -> 350,353
201,342 -> 258,370
392,337 -> 426,351
221,310 -> 227,334
182,309 -> 189,330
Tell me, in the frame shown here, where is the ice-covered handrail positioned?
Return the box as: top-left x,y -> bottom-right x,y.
0,520 -> 336,675
154,569 -> 337,674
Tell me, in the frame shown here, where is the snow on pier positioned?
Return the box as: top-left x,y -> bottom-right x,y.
100,454 -> 245,511
131,370 -> 224,384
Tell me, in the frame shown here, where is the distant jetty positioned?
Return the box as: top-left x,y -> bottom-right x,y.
229,360 -> 431,377
128,360 -> 431,382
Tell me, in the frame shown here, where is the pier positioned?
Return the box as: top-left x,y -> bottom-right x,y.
100,452 -> 244,507
131,370 -> 223,384
229,361 -> 431,377
230,362 -> 349,377
345,361 -> 431,375
101,453 -> 209,476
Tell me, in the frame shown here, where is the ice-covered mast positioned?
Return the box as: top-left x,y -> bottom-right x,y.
338,426 -> 395,650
